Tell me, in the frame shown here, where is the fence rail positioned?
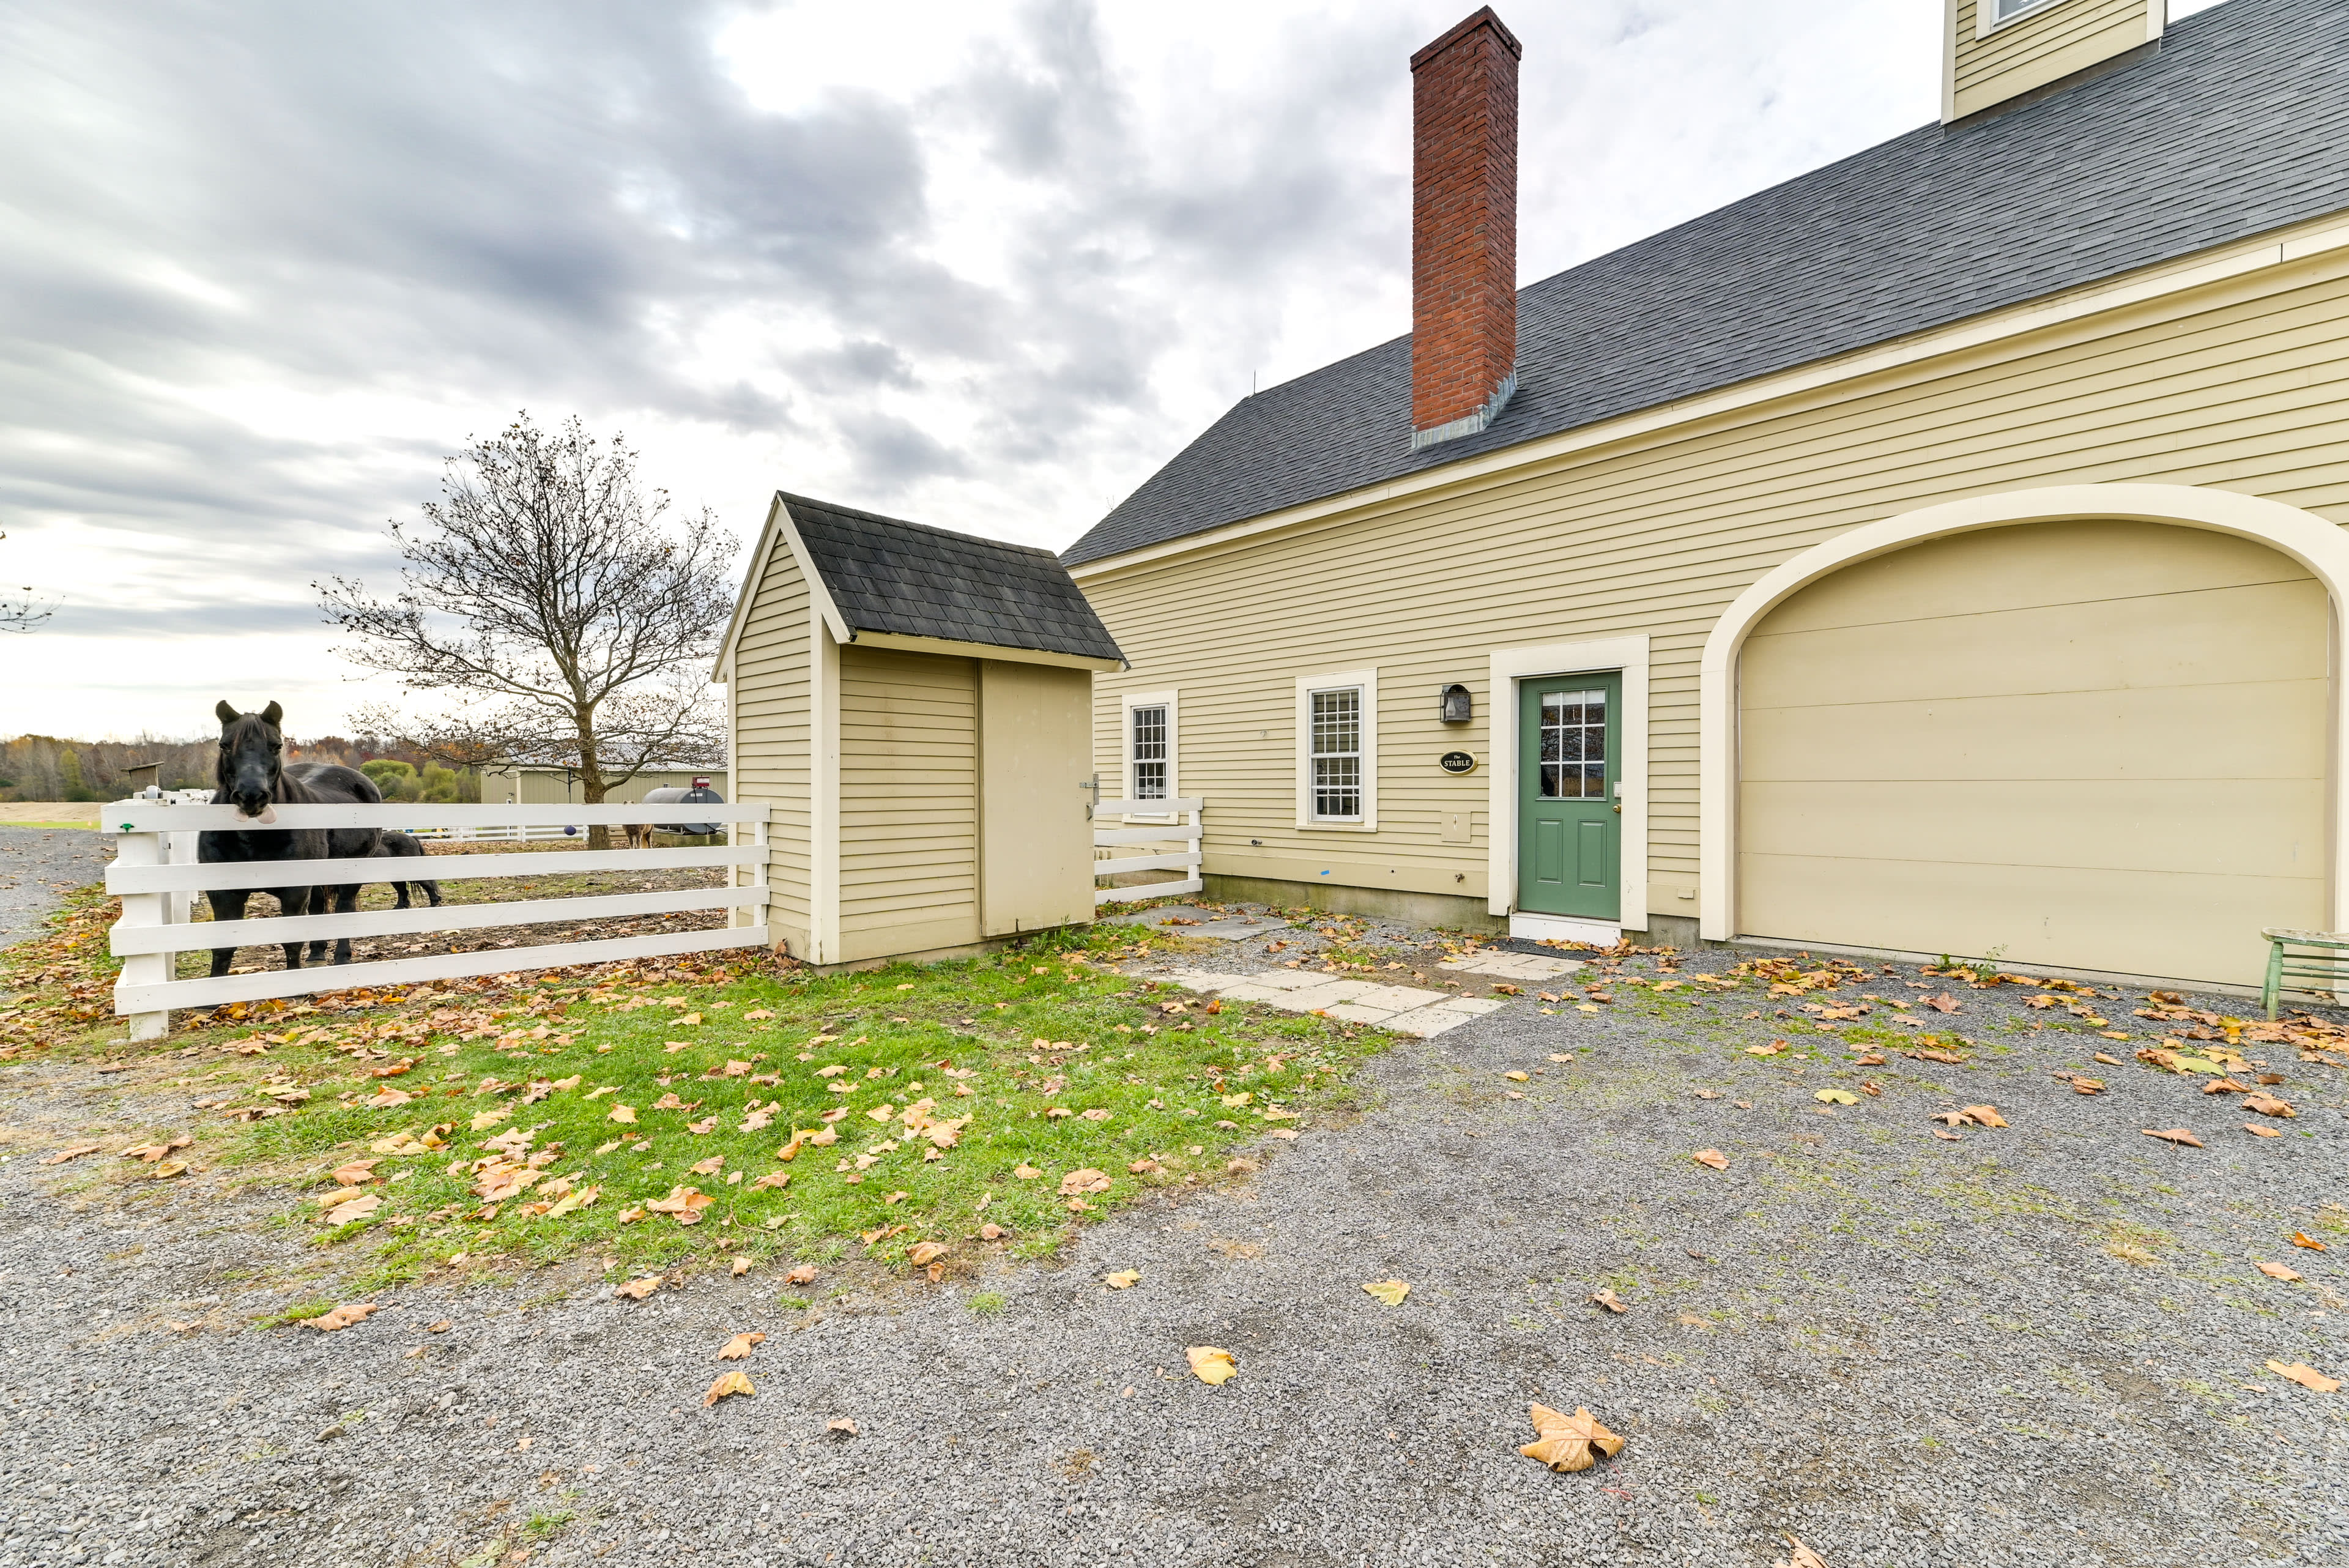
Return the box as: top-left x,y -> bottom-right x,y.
1093,797 -> 1203,905
106,800 -> 770,1038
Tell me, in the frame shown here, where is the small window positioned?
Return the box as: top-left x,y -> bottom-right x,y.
1310,688 -> 1363,819
1130,704 -> 1169,801
1538,689 -> 1608,799
1991,0 -> 2056,21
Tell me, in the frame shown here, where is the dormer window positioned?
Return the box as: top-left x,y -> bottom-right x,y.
1990,0 -> 2057,23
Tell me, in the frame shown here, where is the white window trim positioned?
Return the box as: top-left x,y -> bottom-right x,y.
1119,689 -> 1179,823
1485,636 -> 1649,932
1294,668 -> 1378,831
1976,0 -> 2065,39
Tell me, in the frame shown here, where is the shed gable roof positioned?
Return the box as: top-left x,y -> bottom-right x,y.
1063,0 -> 2349,568
781,492 -> 1124,664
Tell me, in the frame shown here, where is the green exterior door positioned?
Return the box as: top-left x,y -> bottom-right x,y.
1517,674 -> 1622,919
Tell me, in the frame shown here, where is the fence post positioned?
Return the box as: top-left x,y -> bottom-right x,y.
113,824 -> 171,1042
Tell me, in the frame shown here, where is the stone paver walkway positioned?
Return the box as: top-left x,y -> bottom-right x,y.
1157,948 -> 1584,1036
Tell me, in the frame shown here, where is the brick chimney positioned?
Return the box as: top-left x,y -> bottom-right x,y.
1409,7 -> 1521,452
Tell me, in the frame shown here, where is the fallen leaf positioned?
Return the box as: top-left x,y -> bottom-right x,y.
305,1302 -> 377,1332
151,1160 -> 188,1179
2265,1360 -> 2342,1393
825,1418 -> 857,1439
2095,1052 -> 2123,1066
784,1265 -> 818,1285
1922,993 -> 1960,1013
1691,1149 -> 1729,1171
607,1104 -> 637,1124
1504,1071 -> 1530,1082
703,1370 -> 755,1406
425,1320 -> 451,1333
364,1087 -> 414,1108
749,1170 -> 790,1191
327,1159 -> 379,1185
2257,1261 -> 2303,1281
1186,1345 -> 1238,1385
1103,1269 -> 1143,1290
1589,1288 -> 1628,1313
1693,1088 -> 1723,1100
1778,1535 -> 1830,1568
1518,1403 -> 1624,1473
731,1257 -> 751,1276
907,1241 -> 948,1267
2142,1128 -> 2205,1147
2291,1232 -> 2329,1252
1014,1164 -> 1042,1180
2203,1078 -> 2249,1095
612,1275 -> 663,1300
689,1155 -> 725,1176
1961,1104 -> 2006,1128
2244,1124 -> 2282,1139
1058,1167 -> 1113,1197
2242,1093 -> 2296,1119
1932,1129 -> 1961,1141
979,1223 -> 1007,1241
319,1192 -> 381,1227
717,1331 -> 766,1361
41,1144 -> 101,1165
1814,1089 -> 1859,1105
1853,1053 -> 1886,1067
1362,1279 -> 1411,1306
2070,1078 -> 2105,1095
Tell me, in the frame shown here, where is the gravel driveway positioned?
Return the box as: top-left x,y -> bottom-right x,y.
0,828 -> 107,949
2,937 -> 2345,1567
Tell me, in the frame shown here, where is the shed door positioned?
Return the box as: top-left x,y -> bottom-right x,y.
1737,519 -> 2326,986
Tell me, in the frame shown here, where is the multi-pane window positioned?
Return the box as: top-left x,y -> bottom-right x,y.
1310,687 -> 1362,819
1130,704 -> 1169,801
1538,689 -> 1607,799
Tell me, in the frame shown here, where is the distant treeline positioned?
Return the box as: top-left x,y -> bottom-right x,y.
0,734 -> 480,803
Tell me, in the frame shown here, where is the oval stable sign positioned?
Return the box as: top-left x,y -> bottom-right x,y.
1439,751 -> 1477,775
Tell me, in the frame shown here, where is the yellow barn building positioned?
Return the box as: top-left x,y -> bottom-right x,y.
1063,0 -> 2349,988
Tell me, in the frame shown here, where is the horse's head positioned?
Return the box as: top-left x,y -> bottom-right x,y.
214,700 -> 286,819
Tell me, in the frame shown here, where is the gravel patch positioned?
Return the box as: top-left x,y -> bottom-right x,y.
3,943 -> 2346,1566
0,828 -> 108,948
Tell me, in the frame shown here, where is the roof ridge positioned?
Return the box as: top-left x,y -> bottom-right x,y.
776,490 -> 1060,560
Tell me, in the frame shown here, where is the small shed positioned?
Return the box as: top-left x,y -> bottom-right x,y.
715,491 -> 1125,968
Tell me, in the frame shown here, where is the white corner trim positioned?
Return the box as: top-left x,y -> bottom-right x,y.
1294,667 -> 1379,830
1696,483 -> 2349,943
1485,636 -> 1650,932
1119,688 -> 1179,823
809,614 -> 842,966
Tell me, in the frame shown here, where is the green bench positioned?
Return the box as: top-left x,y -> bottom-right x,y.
2260,927 -> 2349,1019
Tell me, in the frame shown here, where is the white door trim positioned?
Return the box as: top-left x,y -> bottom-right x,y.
1486,636 -> 1650,932
1698,482 -> 2349,942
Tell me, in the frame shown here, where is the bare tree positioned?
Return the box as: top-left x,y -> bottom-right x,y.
0,530 -> 53,633
319,414 -> 738,845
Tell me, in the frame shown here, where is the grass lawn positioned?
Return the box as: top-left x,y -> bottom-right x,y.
3,890 -> 1397,1296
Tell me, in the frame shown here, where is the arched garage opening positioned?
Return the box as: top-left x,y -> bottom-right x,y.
1700,485 -> 2349,989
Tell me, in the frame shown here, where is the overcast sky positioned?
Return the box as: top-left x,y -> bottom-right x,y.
0,0 -> 2224,741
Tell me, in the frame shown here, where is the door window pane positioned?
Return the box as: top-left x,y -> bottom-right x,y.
1130,704 -> 1168,801
1310,687 -> 1362,819
1538,689 -> 1606,798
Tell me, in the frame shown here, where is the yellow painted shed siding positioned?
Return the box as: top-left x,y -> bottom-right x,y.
1952,0 -> 2148,118
1080,252 -> 2349,926
837,645 -> 981,957
729,540 -> 814,950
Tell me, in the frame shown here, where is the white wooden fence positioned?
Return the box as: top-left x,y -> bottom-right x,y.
1093,797 -> 1203,905
105,800 -> 771,1039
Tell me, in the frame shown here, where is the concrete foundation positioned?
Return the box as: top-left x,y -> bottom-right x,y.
1201,874 -> 1724,949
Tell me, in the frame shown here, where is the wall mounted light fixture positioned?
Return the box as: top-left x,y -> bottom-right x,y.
1439,683 -> 1473,723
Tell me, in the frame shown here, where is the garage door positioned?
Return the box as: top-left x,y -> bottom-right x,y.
1738,519 -> 2327,986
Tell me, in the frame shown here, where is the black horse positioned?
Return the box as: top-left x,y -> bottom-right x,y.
199,702 -> 383,976
302,828 -> 443,964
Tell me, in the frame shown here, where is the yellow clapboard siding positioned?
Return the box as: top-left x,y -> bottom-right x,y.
730,534 -> 814,938
836,645 -> 978,940
1952,0 -> 2148,118
1081,247 -> 2349,932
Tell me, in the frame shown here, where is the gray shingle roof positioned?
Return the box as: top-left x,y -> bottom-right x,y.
1064,0 -> 2349,567
783,492 -> 1124,664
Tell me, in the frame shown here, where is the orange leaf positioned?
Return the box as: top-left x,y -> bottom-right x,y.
2242,1093 -> 2296,1119
784,1265 -> 818,1285
1589,1289 -> 1628,1314
907,1241 -> 948,1267
2141,1128 -> 2203,1148
2257,1260 -> 2303,1281
1518,1403 -> 1625,1473
1691,1150 -> 1729,1171
704,1370 -> 756,1406
612,1275 -> 662,1300
2266,1360 -> 2341,1393
2244,1123 -> 2282,1138
41,1143 -> 101,1165
305,1302 -> 377,1332
716,1331 -> 766,1361
2290,1232 -> 2329,1252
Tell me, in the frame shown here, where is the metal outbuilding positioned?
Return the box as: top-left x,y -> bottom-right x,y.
714,491 -> 1124,969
